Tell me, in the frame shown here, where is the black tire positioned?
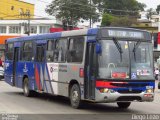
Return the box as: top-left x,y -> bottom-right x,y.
23,77 -> 33,97
70,84 -> 81,109
158,82 -> 160,89
117,102 -> 131,109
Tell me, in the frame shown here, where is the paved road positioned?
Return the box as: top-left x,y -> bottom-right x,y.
0,80 -> 160,120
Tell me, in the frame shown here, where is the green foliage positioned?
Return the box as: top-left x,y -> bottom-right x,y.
99,0 -> 146,27
45,0 -> 146,27
101,13 -> 137,27
101,13 -> 115,26
111,17 -> 137,27
45,0 -> 98,25
93,0 -> 146,16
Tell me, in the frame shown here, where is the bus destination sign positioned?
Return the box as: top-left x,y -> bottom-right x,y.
107,30 -> 144,39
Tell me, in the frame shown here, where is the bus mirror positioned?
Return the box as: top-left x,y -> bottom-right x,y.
96,43 -> 102,54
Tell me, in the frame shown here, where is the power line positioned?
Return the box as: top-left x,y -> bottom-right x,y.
0,12 -> 57,29
45,0 -> 141,13
1,0 -> 147,17
0,10 -> 58,22
57,5 -> 139,18
36,0 -> 51,4
0,1 -> 58,19
0,7 -> 56,20
45,1 -> 142,20
39,0 -> 131,14
0,0 -> 142,19
0,0 -> 147,26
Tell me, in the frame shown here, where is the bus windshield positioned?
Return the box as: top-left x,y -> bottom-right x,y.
130,41 -> 154,79
98,40 -> 154,80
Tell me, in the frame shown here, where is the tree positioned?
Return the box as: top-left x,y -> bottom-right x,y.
101,13 -> 137,27
111,17 -> 137,27
45,0 -> 98,28
93,0 -> 146,27
93,0 -> 146,16
146,8 -> 157,20
92,0 -> 104,12
137,3 -> 146,11
156,5 -> 160,14
101,13 -> 116,26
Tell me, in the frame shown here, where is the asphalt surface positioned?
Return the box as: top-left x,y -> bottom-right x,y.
0,80 -> 160,120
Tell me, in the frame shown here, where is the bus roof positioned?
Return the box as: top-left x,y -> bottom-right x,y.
6,27 -> 150,43
6,28 -> 98,43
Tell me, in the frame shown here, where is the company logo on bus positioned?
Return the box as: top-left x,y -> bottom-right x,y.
23,64 -> 28,73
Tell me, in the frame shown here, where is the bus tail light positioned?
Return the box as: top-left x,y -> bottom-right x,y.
79,68 -> 84,78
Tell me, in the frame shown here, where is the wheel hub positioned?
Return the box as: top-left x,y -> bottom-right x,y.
72,91 -> 78,102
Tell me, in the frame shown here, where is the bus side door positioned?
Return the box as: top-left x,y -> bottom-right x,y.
13,46 -> 20,86
85,42 -> 96,100
35,43 -> 46,91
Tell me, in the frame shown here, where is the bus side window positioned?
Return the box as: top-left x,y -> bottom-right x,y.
54,38 -> 68,62
21,42 -> 33,61
46,40 -> 54,62
5,43 -> 14,60
67,37 -> 84,63
36,45 -> 45,62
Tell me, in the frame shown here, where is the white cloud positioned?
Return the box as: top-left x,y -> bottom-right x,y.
137,0 -> 160,10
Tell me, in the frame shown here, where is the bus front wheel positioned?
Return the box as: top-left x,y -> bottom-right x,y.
23,78 -> 32,97
70,84 -> 81,109
117,102 -> 131,109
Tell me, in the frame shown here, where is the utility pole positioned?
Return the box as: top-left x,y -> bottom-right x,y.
89,0 -> 92,28
20,11 -> 31,36
26,11 -> 30,36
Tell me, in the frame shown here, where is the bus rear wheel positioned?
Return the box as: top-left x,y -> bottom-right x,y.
117,102 -> 131,109
23,78 -> 33,97
70,84 -> 81,109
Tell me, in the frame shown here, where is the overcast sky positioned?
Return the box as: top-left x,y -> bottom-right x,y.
22,0 -> 160,17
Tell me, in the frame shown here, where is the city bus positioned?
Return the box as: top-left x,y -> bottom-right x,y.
4,27 -> 155,109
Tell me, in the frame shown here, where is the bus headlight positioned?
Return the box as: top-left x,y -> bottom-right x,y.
99,88 -> 115,93
146,88 -> 153,93
104,88 -> 109,93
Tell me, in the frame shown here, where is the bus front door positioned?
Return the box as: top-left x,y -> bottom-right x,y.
13,47 -> 19,86
85,43 -> 96,100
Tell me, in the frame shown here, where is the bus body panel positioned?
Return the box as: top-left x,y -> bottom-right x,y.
14,61 -> 35,89
45,63 -> 85,98
4,61 -> 14,85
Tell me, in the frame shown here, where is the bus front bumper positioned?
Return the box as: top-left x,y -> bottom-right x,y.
95,89 -> 154,103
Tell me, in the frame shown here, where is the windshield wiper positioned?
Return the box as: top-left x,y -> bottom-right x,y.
132,40 -> 141,61
113,37 -> 123,61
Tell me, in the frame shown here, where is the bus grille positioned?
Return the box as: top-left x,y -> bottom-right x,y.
116,96 -> 142,101
111,83 -> 149,88
117,89 -> 142,94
